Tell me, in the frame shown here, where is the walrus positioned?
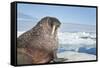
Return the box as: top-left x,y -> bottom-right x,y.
17,16 -> 66,65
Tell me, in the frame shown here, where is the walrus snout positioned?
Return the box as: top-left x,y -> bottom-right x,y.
40,16 -> 61,35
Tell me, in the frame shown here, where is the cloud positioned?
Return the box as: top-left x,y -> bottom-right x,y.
17,12 -> 38,31
18,12 -> 34,20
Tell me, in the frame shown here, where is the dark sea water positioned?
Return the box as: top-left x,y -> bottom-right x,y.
78,47 -> 96,55
58,47 -> 96,55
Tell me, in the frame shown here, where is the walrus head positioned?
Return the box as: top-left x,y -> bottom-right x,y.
36,16 -> 61,35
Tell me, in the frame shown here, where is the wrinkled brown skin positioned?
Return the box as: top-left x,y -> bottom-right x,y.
17,17 -> 64,65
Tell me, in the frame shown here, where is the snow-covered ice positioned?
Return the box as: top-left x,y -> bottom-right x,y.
57,51 -> 96,62
58,32 -> 96,52
17,31 -> 25,37
58,32 -> 96,45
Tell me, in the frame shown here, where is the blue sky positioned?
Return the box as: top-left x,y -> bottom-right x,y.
17,3 -> 96,32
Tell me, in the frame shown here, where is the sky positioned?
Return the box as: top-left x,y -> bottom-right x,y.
17,3 -> 96,32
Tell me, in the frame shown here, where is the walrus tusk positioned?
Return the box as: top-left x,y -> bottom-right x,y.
51,25 -> 56,35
